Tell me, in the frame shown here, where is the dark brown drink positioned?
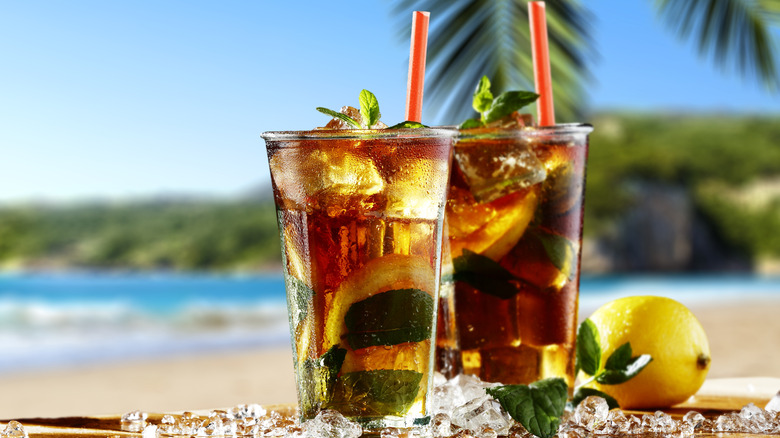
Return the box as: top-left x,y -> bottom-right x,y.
263,129 -> 455,428
437,124 -> 592,386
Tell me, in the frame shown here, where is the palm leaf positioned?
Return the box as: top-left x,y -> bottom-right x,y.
654,0 -> 780,90
394,0 -> 594,125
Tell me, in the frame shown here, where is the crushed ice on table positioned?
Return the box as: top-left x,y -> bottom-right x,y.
129,406 -> 356,438
119,378 -> 780,437
121,409 -> 149,432
572,396 -> 609,430
451,395 -> 513,436
558,399 -> 780,437
432,373 -> 502,417
430,413 -> 453,437
1,422 -> 27,438
304,410 -> 362,438
431,373 -> 514,436
144,424 -> 160,438
768,390 -> 780,412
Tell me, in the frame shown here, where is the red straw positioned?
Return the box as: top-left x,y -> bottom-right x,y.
405,11 -> 430,123
529,2 -> 555,126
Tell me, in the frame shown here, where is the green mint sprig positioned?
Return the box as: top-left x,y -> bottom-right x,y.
461,76 -> 539,129
315,107 -> 361,129
316,89 -> 380,128
572,319 -> 653,408
358,89 -> 380,127
317,89 -> 428,129
485,319 -> 653,437
387,121 -> 428,129
486,378 -> 568,438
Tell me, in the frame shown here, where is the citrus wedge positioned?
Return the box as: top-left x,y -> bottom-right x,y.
449,188 -> 539,261
322,253 -> 436,353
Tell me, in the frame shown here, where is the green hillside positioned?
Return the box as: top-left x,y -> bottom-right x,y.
0,200 -> 281,271
586,113 -> 780,261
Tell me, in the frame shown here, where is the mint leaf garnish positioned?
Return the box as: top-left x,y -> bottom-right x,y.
571,387 -> 620,410
459,118 -> 483,129
576,319 -> 601,376
343,288 -> 433,349
329,369 -> 422,416
452,248 -> 522,299
473,75 -> 494,117
535,230 -> 576,280
604,342 -> 633,371
319,344 -> 347,376
359,89 -> 380,128
596,353 -> 653,385
319,89 -> 427,128
484,91 -> 540,124
573,319 -> 653,407
387,121 -> 428,129
316,107 -> 361,129
486,378 -> 568,438
298,345 -> 347,418
461,76 -> 540,127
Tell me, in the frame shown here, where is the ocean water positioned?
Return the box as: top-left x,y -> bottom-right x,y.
1,272 -> 778,374
0,273 -> 290,374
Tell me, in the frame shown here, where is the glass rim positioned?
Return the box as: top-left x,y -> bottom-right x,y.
456,122 -> 593,138
261,127 -> 458,141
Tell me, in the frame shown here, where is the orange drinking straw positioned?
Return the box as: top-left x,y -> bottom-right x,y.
405,11 -> 430,123
529,1 -> 555,126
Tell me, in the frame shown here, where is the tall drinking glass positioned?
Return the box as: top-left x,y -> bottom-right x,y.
262,128 -> 455,429
436,124 -> 592,386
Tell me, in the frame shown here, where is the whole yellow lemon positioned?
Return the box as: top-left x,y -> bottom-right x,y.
581,296 -> 711,409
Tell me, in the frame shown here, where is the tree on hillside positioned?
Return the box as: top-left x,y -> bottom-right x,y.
394,0 -> 780,123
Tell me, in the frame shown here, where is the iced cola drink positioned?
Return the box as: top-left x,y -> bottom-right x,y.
262,128 -> 454,429
437,124 -> 592,386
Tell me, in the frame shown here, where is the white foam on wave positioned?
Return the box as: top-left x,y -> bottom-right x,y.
0,297 -> 291,374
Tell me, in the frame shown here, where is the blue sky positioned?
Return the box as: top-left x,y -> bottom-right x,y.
1,1 -> 778,203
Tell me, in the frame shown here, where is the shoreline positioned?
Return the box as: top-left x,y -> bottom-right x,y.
0,298 -> 778,420
0,348 -> 299,419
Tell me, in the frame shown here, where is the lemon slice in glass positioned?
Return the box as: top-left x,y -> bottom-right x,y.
449,187 -> 539,261
323,253 -> 435,353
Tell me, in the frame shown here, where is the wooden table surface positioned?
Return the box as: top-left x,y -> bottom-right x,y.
4,378 -> 778,438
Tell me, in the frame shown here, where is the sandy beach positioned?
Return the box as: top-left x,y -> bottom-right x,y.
1,299 -> 778,420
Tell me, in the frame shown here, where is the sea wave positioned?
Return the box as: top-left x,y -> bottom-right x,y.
0,296 -> 291,373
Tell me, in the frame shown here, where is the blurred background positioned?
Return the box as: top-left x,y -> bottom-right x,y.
0,0 -> 779,418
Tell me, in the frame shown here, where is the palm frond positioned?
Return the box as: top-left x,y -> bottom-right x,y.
394,0 -> 595,125
654,0 -> 780,90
